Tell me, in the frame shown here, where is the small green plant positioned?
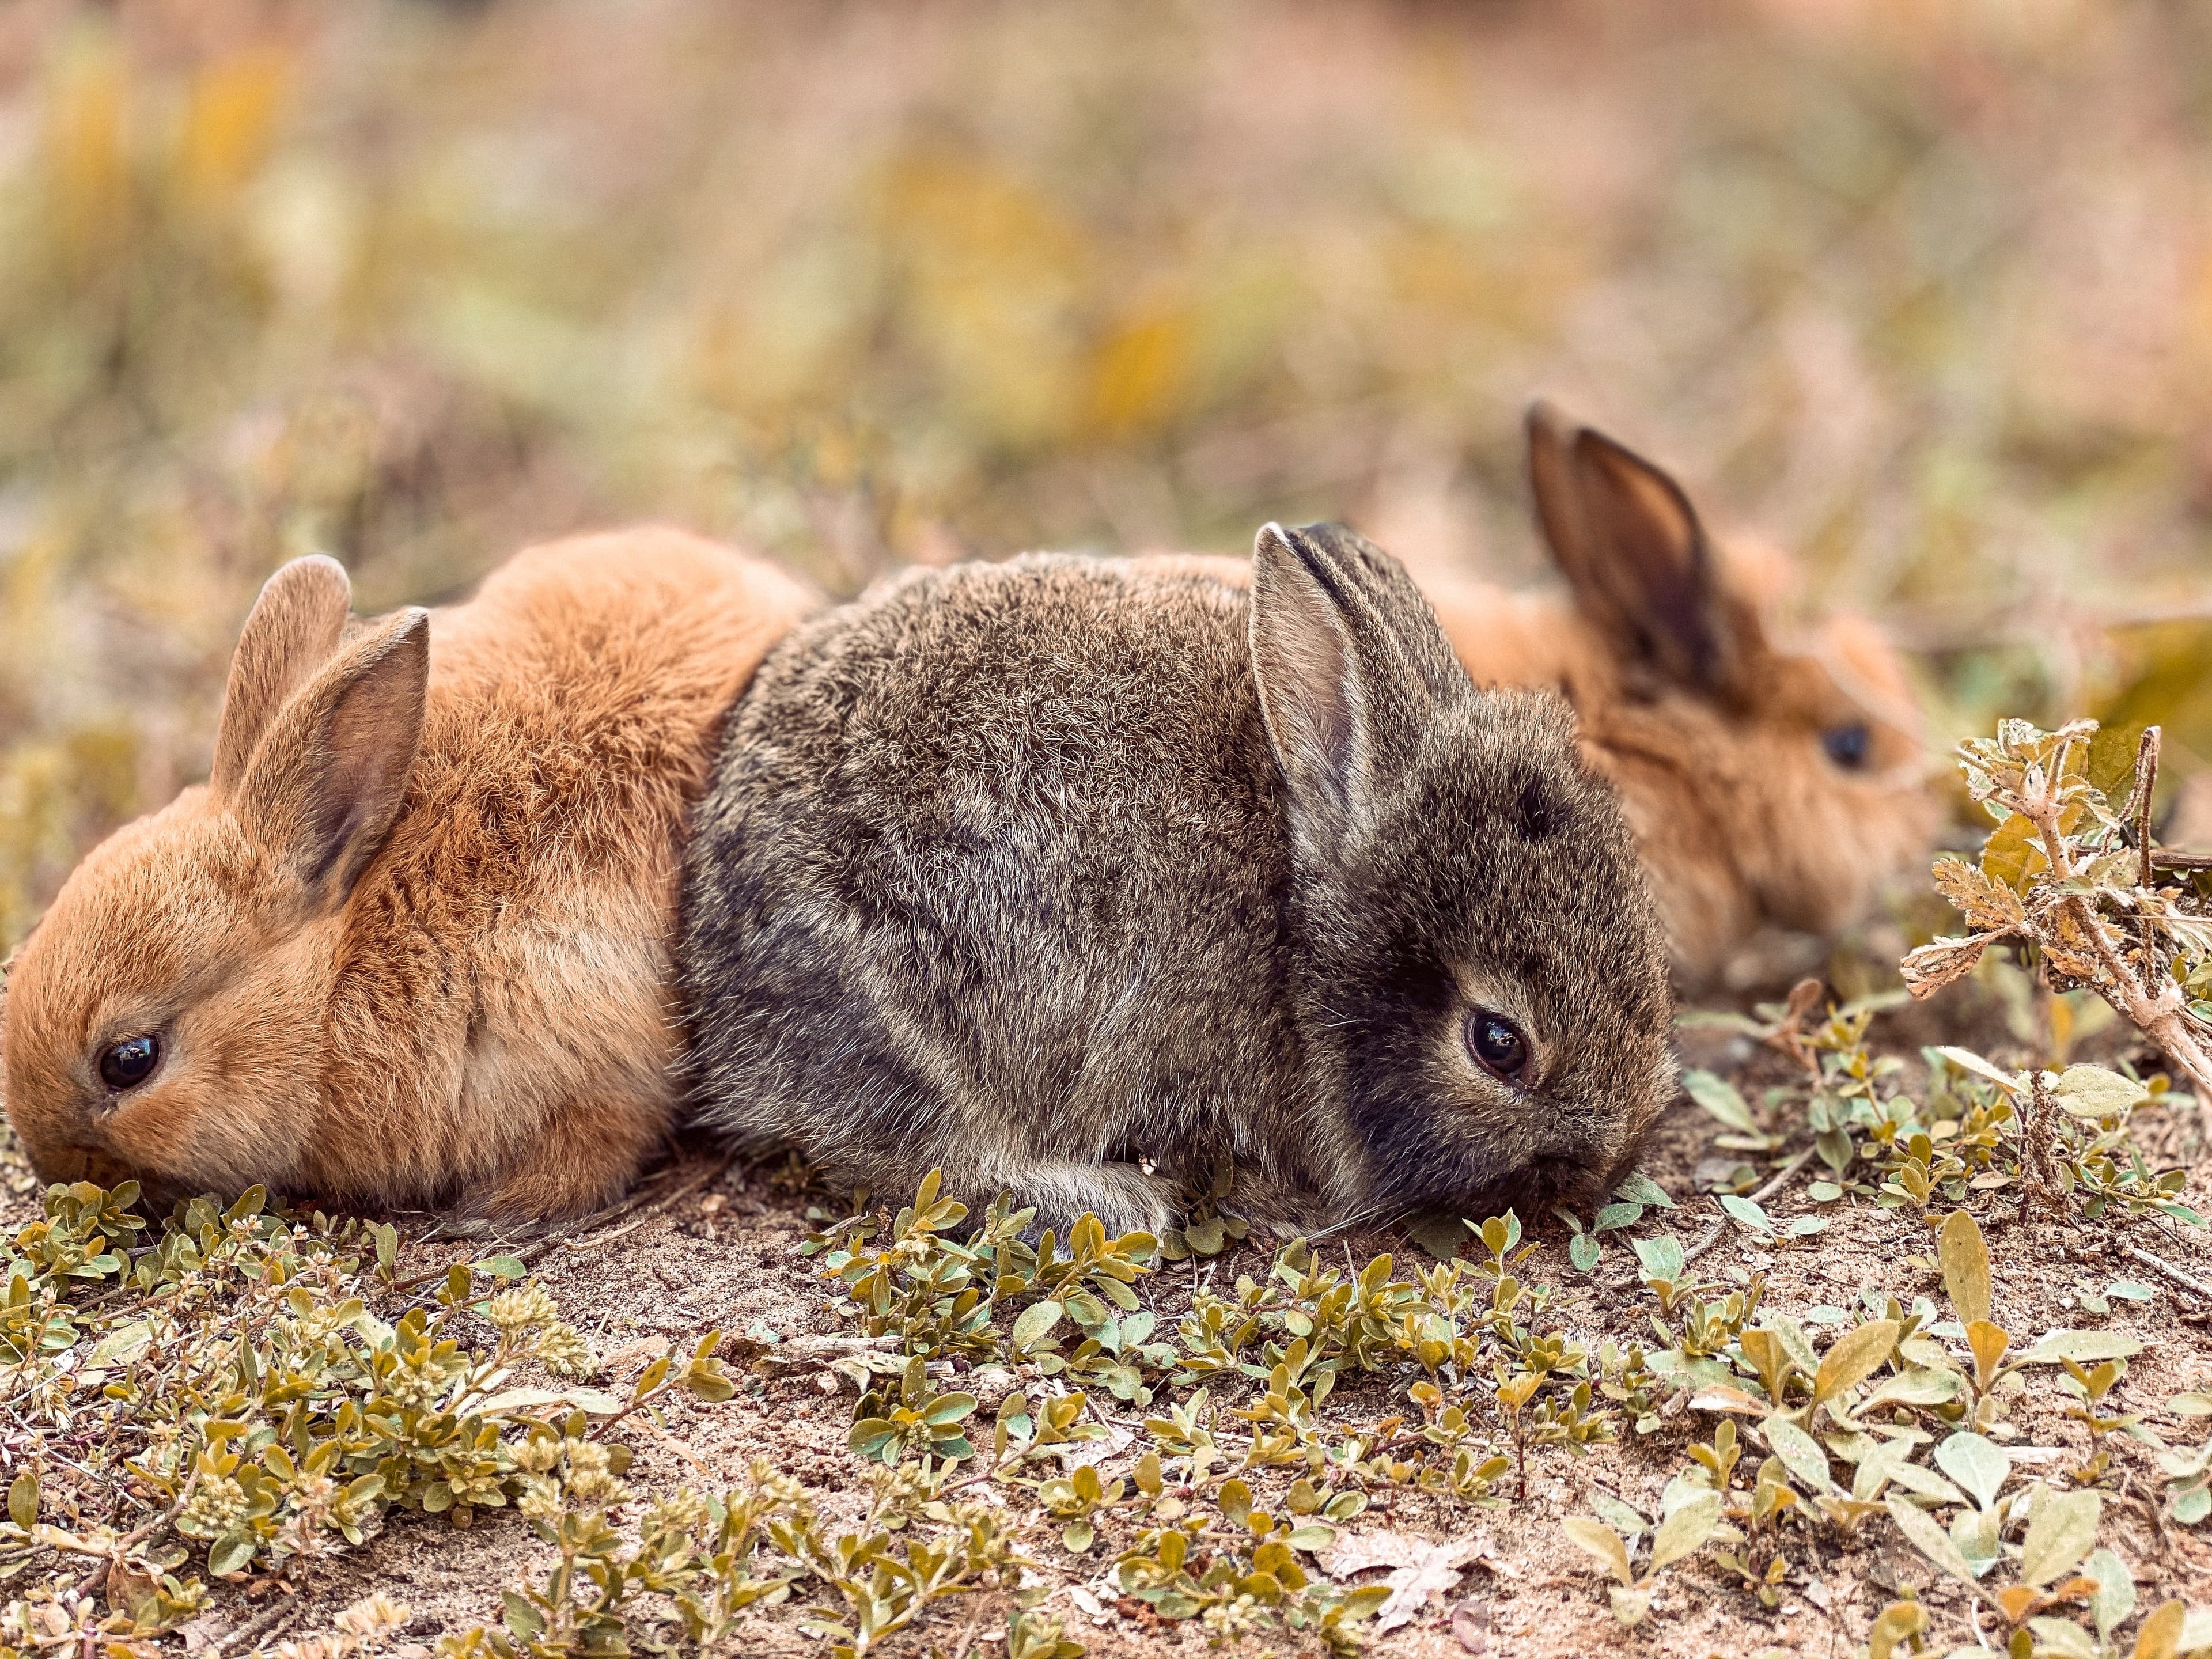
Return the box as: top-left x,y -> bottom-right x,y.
1906,719 -> 2212,1104
1560,1489 -> 1724,1628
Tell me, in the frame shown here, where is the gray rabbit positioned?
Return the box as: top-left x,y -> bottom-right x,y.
677,523 -> 1675,1237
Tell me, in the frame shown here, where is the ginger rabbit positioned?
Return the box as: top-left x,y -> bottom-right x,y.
3,528 -> 815,1219
1420,404 -> 1938,982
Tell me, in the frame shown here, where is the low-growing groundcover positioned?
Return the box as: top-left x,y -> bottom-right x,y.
7,718 -> 2212,1659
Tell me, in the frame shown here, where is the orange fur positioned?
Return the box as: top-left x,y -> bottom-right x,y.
1431,407 -> 1938,982
2,528 -> 817,1219
1421,577 -> 1933,980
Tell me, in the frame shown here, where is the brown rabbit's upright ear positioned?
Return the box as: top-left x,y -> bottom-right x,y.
229,606 -> 430,909
1526,401 -> 1757,702
1251,520 -> 1459,858
210,556 -> 355,797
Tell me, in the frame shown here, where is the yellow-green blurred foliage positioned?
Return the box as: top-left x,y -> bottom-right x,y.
5,0 -> 2212,941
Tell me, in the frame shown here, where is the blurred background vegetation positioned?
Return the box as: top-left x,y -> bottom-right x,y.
5,0 -> 2212,944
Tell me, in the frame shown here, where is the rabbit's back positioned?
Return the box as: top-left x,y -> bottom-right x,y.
681,555 -> 1337,1226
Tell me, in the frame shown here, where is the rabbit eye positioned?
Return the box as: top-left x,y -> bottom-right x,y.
97,1034 -> 161,1092
1465,1010 -> 1528,1082
1822,722 -> 1871,769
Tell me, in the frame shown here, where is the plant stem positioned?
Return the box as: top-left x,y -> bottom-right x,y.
72,1466 -> 197,1599
2119,1240 -> 2212,1303
2017,764 -> 2212,1101
2136,728 -> 2160,897
1679,1148 -> 1819,1267
2023,1069 -> 2066,1223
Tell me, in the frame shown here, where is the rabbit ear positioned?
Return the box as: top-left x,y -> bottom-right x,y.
1526,401 -> 1756,699
211,556 -> 355,798
230,606 -> 430,909
1250,521 -> 1459,855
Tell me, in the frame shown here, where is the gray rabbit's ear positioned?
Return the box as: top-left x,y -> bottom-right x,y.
1249,521 -> 1459,856
1525,400 -> 1758,702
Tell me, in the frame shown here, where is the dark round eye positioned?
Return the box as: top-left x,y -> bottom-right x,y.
1821,722 -> 1870,770
97,1034 -> 161,1092
1465,1010 -> 1529,1081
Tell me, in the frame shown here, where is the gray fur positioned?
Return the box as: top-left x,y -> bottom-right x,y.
677,524 -> 1674,1237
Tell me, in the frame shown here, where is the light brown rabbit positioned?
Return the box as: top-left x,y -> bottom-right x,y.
2,529 -> 816,1219
1414,404 -> 1938,983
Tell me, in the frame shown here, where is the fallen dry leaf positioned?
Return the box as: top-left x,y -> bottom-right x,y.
1320,1529 -> 1497,1634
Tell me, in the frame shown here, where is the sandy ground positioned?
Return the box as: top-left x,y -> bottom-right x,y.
10,977 -> 2212,1659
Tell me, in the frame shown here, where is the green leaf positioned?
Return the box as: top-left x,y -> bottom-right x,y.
1593,1202 -> 1642,1233
1217,1478 -> 1253,1527
1404,1213 -> 1469,1261
1950,1504 -> 2002,1578
1932,1431 -> 2008,1511
1763,1418 -> 1834,1494
1980,813 -> 2041,891
1813,1320 -> 1899,1407
1808,1180 -> 1844,1203
1885,1495 -> 1979,1585
1633,1235 -> 1685,1281
1884,1460 -> 1969,1508
1560,1517 -> 1633,1587
1587,1491 -> 1649,1541
1568,1233 -> 1599,1272
7,1472 -> 36,1529
1683,1070 -> 1758,1134
2086,721 -> 2146,813
923,1392 -> 979,1426
86,1319 -> 153,1369
1851,1435 -> 1915,1502
1613,1171 -> 1675,1210
1936,1210 -> 1992,1327
1607,1586 -> 1652,1627
1012,1301 -> 1064,1351
2021,1331 -> 2145,1366
1287,1524 -> 1338,1551
2051,1065 -> 2150,1119
502,1591 -> 545,1642
2025,1617 -> 2099,1659
475,1255 -> 529,1279
849,1419 -> 897,1460
1718,1194 -> 1772,1236
1933,1046 -> 2022,1097
2019,1488 -> 2101,1588
2083,1547 -> 2134,1641
1650,1488 -> 1722,1571
1184,1217 -> 1226,1256
207,1529 -> 258,1576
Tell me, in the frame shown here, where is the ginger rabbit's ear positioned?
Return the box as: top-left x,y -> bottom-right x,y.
230,607 -> 429,910
1525,401 -> 1761,702
210,556 -> 355,798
